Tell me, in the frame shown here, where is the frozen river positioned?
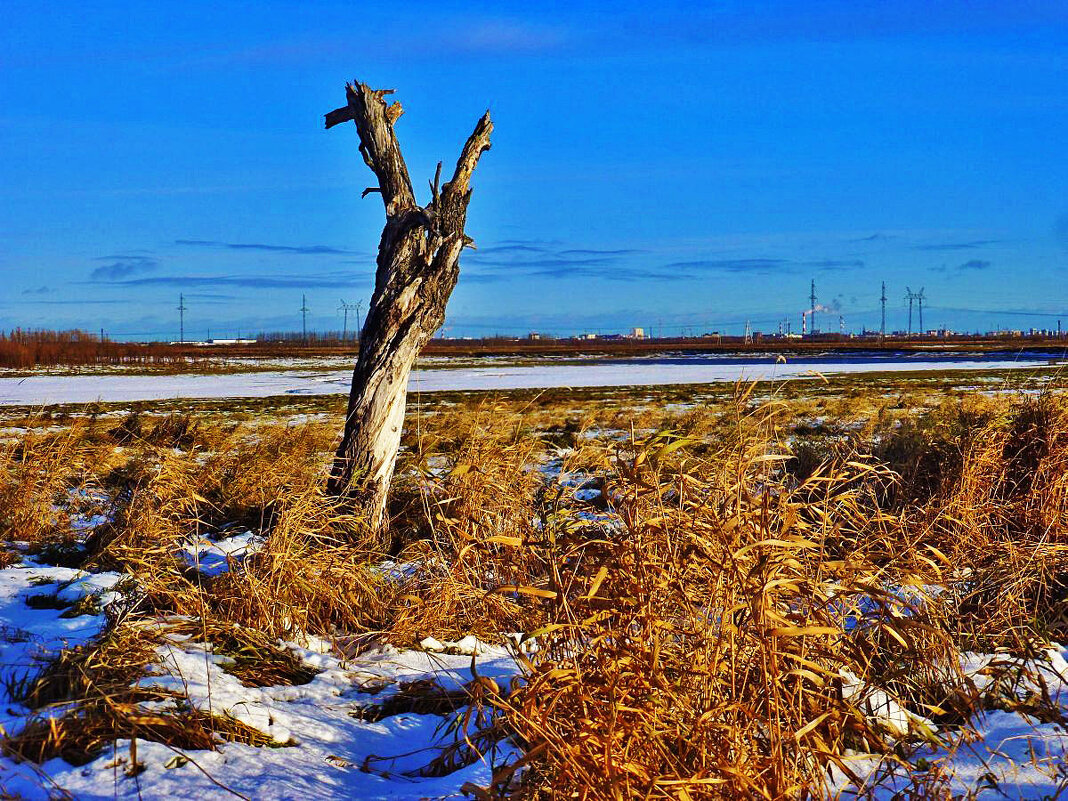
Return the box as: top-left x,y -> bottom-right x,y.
0,354 -> 1058,407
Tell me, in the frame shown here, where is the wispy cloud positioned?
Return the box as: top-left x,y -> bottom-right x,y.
22,299 -> 130,305
852,233 -> 898,243
107,271 -> 368,290
665,258 -> 790,273
471,256 -> 617,269
90,254 -> 158,280
557,248 -> 642,257
175,239 -> 354,255
804,259 -> 865,270
177,18 -> 570,70
913,239 -> 999,251
465,240 -> 635,279
525,264 -> 692,282
474,244 -> 549,255
930,259 -> 993,273
465,242 -> 865,283
184,292 -> 241,302
663,258 -> 863,274
21,285 -> 53,295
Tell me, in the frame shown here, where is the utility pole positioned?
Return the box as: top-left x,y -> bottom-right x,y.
880,281 -> 887,338
917,287 -> 926,335
809,279 -> 818,334
905,287 -> 914,336
300,294 -> 309,344
177,293 -> 188,344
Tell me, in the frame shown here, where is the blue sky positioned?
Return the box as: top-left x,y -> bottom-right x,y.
2,1 -> 1067,339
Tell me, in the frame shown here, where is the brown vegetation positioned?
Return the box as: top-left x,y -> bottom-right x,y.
2,386 -> 1068,796
4,327 -> 1067,372
0,330 -> 191,370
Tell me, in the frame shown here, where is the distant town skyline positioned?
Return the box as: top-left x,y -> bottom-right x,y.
2,1 -> 1067,339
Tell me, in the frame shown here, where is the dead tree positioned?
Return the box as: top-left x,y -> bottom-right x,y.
324,81 -> 492,529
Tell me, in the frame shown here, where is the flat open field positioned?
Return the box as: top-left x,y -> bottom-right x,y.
1,350 -> 1063,406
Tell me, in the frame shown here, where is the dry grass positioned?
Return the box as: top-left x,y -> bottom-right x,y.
3,386 -> 1068,797
387,427 -> 548,644
1,621 -> 278,768
920,395 -> 1068,649
484,400 -> 954,798
208,492 -> 385,639
6,704 -> 276,768
0,422 -> 112,545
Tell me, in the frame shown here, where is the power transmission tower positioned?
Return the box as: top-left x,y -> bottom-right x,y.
916,287 -> 926,334
905,287 -> 915,336
744,320 -> 752,344
338,299 -> 357,341
809,279 -> 818,334
300,294 -> 309,343
177,293 -> 188,343
880,281 -> 887,338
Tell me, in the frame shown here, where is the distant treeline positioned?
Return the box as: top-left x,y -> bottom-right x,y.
5,327 -> 1068,370
0,330 -> 189,369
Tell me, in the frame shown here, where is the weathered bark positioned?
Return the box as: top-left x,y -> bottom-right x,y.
325,81 -> 492,529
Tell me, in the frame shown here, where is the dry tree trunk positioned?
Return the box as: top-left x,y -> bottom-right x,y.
324,81 -> 492,530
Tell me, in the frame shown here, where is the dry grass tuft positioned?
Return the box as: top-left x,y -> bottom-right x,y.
924,394 -> 1068,649
163,617 -> 320,687
0,423 -> 108,545
495,409 -> 960,798
209,492 -> 385,639
386,431 -> 548,645
2,621 -> 278,768
5,705 -> 275,767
